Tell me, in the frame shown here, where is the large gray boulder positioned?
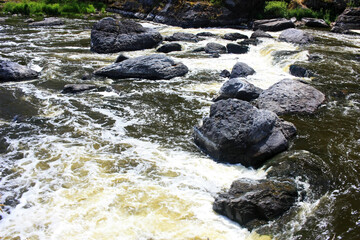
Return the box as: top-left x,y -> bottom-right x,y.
165,32 -> 200,42
94,54 -> 188,80
214,78 -> 262,102
226,43 -> 249,54
279,28 -> 314,44
194,99 -> 296,168
156,43 -> 182,53
257,79 -> 325,115
0,60 -> 39,82
253,18 -> 295,32
223,32 -> 248,41
29,17 -> 64,27
90,17 -> 163,53
213,178 -> 298,230
230,62 -> 255,78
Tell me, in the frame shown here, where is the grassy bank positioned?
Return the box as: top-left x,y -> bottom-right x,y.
261,1 -> 336,23
1,0 -> 107,17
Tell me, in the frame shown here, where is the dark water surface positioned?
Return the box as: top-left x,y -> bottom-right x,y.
0,17 -> 359,239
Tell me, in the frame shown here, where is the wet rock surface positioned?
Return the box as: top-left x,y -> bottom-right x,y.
213,178 -> 298,230
230,62 -> 255,78
205,42 -> 227,54
0,60 -> 39,82
223,32 -> 248,41
289,64 -> 315,77
62,84 -> 97,94
94,54 -> 188,80
253,18 -> 295,32
194,99 -> 295,168
302,17 -> 329,28
226,43 -> 249,54
156,43 -> 182,53
214,78 -> 262,102
256,79 -> 325,115
279,28 -> 314,44
90,17 -> 162,53
29,17 -> 64,27
334,7 -> 360,30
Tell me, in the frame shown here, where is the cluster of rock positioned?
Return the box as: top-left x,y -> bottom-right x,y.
192,27 -> 326,229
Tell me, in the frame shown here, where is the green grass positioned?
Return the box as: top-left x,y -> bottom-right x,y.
2,0 -> 106,17
262,1 -> 335,24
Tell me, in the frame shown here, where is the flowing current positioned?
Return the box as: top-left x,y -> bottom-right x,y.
0,17 -> 359,240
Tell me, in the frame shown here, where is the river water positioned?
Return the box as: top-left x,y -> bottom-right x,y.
0,16 -> 359,240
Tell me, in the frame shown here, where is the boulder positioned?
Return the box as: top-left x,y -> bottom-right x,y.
214,78 -> 262,102
114,54 -> 129,63
213,178 -> 298,230
0,60 -> 39,82
29,17 -> 64,27
62,84 -> 97,94
253,18 -> 295,32
334,7 -> 360,30
156,43 -> 182,53
220,69 -> 231,78
264,150 -> 332,198
90,17 -> 163,53
223,32 -> 248,41
289,64 -> 315,77
205,42 -> 227,54
94,54 -> 188,80
230,62 -> 255,78
256,79 -> 325,115
226,43 -> 249,54
194,99 -> 295,168
192,47 -> 205,53
165,32 -> 200,42
250,29 -> 273,39
279,28 -> 314,44
302,17 -> 329,28
330,26 -> 360,35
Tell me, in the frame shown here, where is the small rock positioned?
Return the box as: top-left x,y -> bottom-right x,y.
205,42 -> 227,54
24,18 -> 34,23
165,32 -> 199,42
214,78 -> 262,102
115,54 -> 129,63
250,30 -> 273,39
29,17 -> 65,27
302,17 -> 329,28
219,69 -> 230,78
307,54 -> 322,61
226,43 -> 249,54
239,39 -> 260,46
223,32 -> 248,41
156,43 -> 182,53
230,62 -> 255,78
0,60 -> 39,82
196,32 -> 217,37
192,47 -> 205,53
62,84 -> 97,94
289,65 -> 314,77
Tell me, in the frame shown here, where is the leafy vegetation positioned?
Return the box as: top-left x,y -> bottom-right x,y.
2,0 -> 106,17
262,1 -> 336,24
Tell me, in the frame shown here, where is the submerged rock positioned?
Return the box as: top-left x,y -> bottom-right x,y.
257,79 -> 325,115
223,32 -> 248,41
62,84 -> 97,94
194,99 -> 295,168
165,32 -> 200,42
196,32 -> 217,37
29,17 -> 64,26
253,18 -> 295,32
205,42 -> 227,54
230,62 -> 255,78
90,17 -> 162,53
94,54 -> 188,80
279,28 -> 314,44
226,43 -> 249,54
289,65 -> 315,77
219,69 -> 230,78
214,78 -> 262,102
0,60 -> 39,82
213,178 -> 298,230
157,43 -> 182,53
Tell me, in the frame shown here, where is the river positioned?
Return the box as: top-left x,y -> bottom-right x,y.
0,16 -> 359,240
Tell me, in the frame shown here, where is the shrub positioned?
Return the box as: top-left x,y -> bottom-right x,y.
264,1 -> 288,18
